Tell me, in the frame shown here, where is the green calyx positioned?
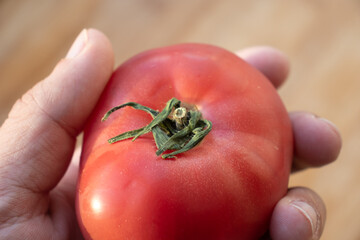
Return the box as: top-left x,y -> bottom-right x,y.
102,98 -> 212,159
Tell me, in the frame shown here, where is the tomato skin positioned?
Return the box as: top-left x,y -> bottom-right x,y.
77,43 -> 293,239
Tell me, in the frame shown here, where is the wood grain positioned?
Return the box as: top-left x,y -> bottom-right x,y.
1,0 -> 359,239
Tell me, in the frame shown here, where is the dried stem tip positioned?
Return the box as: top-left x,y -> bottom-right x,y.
173,107 -> 187,129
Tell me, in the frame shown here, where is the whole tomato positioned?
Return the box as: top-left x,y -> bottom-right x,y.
76,43 -> 293,239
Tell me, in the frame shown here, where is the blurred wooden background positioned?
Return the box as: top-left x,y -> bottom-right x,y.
1,0 -> 359,239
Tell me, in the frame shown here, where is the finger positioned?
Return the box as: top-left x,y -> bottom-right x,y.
55,146 -> 82,203
0,29 -> 114,195
269,187 -> 326,240
290,112 -> 342,172
48,146 -> 83,239
236,46 -> 290,88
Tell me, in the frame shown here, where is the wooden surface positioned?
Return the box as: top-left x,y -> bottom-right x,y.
1,1 -> 359,239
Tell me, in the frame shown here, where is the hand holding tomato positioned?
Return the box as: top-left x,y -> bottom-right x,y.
0,29 -> 341,239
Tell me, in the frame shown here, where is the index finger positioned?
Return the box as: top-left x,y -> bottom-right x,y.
236,46 -> 290,88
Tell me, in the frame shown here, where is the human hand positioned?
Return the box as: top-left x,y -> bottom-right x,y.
0,29 -> 114,239
0,29 -> 341,240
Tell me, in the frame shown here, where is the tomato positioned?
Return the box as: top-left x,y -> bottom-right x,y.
76,43 -> 293,239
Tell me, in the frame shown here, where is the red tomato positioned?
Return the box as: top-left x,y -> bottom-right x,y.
77,43 -> 293,239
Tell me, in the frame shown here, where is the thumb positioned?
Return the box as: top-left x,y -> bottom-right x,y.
0,29 -> 114,196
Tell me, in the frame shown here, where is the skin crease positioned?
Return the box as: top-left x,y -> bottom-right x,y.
0,29 -> 341,240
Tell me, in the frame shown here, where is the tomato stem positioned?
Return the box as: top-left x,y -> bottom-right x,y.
102,98 -> 212,159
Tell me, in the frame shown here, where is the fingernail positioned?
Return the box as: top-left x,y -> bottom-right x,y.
319,118 -> 341,136
66,29 -> 88,59
290,200 -> 320,237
